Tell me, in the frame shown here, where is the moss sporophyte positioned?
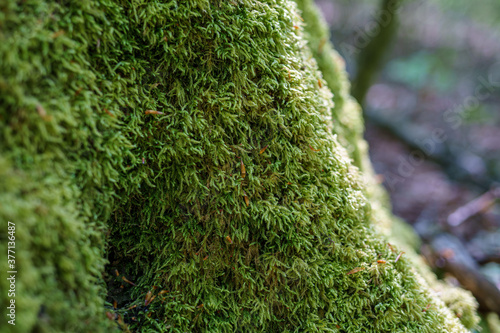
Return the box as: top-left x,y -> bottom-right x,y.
0,0 -> 478,332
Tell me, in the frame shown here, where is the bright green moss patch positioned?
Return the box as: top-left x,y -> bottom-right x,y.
0,0 -> 476,332
295,0 -> 479,329
0,1 -> 129,332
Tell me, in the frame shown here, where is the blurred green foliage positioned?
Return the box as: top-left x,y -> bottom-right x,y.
386,51 -> 456,92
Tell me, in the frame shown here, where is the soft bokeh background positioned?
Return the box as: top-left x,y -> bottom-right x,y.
315,0 -> 500,328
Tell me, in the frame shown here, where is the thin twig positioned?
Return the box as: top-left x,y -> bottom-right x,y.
448,187 -> 500,227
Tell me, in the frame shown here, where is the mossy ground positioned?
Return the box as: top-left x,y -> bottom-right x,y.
0,0 -> 476,332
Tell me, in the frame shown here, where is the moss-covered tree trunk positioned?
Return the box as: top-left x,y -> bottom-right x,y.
0,0 -> 477,332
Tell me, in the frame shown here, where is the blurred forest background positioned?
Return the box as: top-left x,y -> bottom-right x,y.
315,0 -> 500,329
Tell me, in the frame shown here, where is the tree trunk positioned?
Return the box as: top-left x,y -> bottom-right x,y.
0,0 -> 478,332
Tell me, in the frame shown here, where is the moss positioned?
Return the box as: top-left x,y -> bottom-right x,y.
295,0 -> 479,330
0,1 -> 128,332
487,313 -> 500,333
293,0 -> 364,168
0,0 -> 478,332
438,281 -> 481,329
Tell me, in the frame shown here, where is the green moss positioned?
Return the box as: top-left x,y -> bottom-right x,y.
438,281 -> 481,329
487,313 -> 500,333
293,0 -> 364,168
295,0 -> 479,330
0,0 -> 478,332
0,1 -> 128,332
